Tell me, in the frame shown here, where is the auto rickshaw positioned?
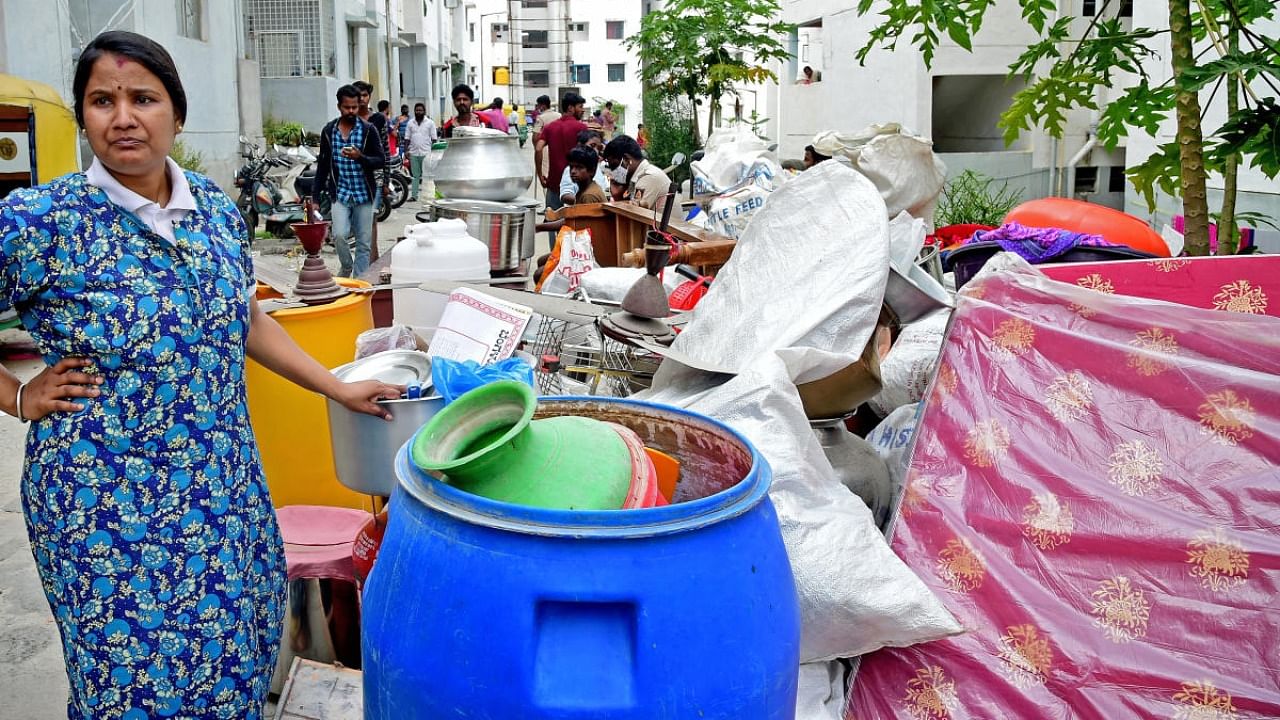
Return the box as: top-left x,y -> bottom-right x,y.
0,73 -> 79,198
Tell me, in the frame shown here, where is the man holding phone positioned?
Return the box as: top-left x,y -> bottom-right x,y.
316,84 -> 385,277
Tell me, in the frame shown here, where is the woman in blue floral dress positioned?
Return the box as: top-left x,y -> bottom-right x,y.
0,32 -> 400,719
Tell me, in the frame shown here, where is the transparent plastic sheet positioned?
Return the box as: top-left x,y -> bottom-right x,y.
846,254 -> 1280,719
355,324 -> 422,360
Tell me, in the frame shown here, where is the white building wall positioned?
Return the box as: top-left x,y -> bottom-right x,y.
463,0 -> 510,105
1,0 -> 247,190
566,1 -> 642,136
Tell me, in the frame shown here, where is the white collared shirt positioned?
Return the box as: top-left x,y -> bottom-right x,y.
85,156 -> 197,245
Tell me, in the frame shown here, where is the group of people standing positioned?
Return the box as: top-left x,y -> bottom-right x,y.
526,90 -> 670,212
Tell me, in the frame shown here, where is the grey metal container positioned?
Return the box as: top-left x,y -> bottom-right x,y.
433,133 -> 533,201
326,350 -> 444,497
423,198 -> 530,272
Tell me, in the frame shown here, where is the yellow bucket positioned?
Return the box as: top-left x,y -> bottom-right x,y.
246,279 -> 376,511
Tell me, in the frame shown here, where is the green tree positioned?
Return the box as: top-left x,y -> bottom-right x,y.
855,0 -> 1280,255
626,0 -> 796,144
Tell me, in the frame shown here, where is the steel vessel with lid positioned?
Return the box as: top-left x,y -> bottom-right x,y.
421,199 -> 530,272
326,349 -> 444,497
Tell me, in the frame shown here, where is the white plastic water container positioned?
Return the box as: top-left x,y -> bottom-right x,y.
391,219 -> 491,339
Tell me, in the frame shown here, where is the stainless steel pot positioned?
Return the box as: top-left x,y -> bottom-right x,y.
327,350 -> 444,497
433,132 -> 533,201
425,198 -> 529,272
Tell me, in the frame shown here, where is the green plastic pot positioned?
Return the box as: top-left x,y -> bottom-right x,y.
409,381 -> 633,510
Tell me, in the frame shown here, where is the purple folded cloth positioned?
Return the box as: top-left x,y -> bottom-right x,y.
967,221 -> 1116,263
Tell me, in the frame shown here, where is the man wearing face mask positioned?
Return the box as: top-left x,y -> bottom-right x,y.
602,134 -> 671,210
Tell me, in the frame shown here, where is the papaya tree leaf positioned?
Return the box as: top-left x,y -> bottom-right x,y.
1096,82 -> 1176,149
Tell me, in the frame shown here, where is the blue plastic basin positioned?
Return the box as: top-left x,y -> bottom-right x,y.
361,396 -> 801,719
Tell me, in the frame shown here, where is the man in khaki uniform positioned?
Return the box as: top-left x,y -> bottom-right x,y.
602,135 -> 672,210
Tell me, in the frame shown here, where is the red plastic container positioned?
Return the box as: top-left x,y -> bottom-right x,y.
1005,197 -> 1170,257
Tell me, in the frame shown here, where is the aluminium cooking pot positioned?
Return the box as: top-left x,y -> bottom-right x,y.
326,350 -> 444,497
433,132 -> 533,202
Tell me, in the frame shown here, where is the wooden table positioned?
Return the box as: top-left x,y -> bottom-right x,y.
548,201 -> 735,272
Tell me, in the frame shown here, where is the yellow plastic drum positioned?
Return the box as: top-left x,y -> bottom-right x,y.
246,279 -> 375,511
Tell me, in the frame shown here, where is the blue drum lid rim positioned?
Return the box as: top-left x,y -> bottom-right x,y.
393,396 -> 772,539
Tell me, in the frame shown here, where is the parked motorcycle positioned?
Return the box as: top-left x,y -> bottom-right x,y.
234,137 -> 322,237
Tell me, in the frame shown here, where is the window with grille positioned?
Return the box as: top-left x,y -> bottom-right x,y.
524,70 -> 550,87
570,64 -> 591,83
606,21 -> 624,39
568,22 -> 588,41
244,0 -> 335,78
178,0 -> 204,39
524,30 -> 549,48
607,63 -> 625,82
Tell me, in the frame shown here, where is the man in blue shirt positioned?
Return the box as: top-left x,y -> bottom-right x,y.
316,84 -> 385,277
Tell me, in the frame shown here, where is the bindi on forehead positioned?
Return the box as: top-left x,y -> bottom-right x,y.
115,56 -> 128,68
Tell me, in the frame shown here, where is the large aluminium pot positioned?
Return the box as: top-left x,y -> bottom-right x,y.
433,132 -> 533,202
421,199 -> 530,272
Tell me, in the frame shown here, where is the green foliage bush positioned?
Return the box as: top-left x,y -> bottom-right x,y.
642,91 -> 698,185
263,116 -> 305,146
935,170 -> 1023,228
168,139 -> 207,174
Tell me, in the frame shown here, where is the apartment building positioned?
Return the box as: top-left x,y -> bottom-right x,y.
463,0 -> 642,135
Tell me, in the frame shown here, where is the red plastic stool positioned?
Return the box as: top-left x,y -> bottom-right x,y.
278,505 -> 369,581
271,505 -> 370,693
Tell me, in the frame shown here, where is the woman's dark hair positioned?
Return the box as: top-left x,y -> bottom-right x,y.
567,146 -> 599,174
73,31 -> 187,127
602,135 -> 642,162
451,83 -> 475,101
401,104 -> 409,114
336,84 -> 361,102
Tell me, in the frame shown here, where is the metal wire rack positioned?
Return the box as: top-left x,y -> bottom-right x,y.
523,290 -> 663,398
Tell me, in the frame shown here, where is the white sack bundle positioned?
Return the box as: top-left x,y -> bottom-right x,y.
812,123 -> 947,229
640,162 -> 962,662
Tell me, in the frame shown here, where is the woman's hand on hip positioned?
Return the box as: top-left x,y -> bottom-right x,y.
332,380 -> 405,421
22,357 -> 102,421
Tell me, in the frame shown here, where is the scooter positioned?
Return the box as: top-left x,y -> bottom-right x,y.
234,137 -> 320,237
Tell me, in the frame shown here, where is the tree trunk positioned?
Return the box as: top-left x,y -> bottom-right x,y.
707,92 -> 720,142
687,92 -> 701,146
1218,26 -> 1240,255
1169,0 -> 1211,256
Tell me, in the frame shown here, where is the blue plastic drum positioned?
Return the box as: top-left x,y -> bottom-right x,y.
362,396 -> 800,719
